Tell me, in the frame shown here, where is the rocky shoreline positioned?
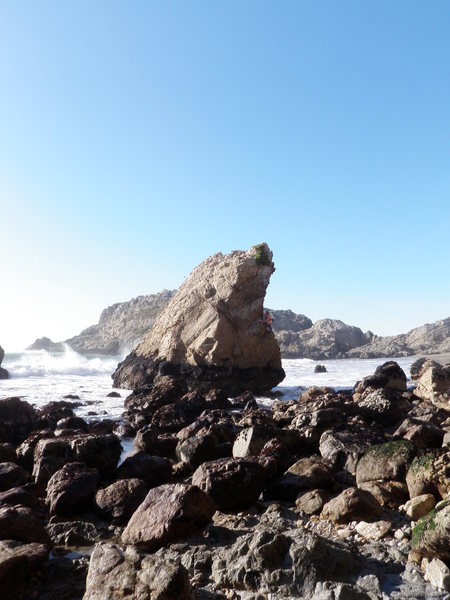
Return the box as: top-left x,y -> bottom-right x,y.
0,358 -> 449,599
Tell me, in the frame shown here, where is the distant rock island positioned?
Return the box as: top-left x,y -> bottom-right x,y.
27,291 -> 449,361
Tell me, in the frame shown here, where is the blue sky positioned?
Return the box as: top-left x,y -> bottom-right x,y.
1,1 -> 449,350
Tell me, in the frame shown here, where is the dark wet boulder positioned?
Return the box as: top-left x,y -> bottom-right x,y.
150,392 -> 208,433
46,462 -> 99,516
0,367 -> 9,379
0,444 -> 16,463
176,432 -> 230,470
0,398 -> 37,444
319,422 -> 384,475
35,401 -> 77,430
33,434 -> 121,484
354,361 -> 407,397
56,416 -> 89,432
46,520 -> 102,547
321,487 -> 382,523
263,455 -> 335,502
0,540 -> 49,598
314,364 -> 327,373
84,542 -> 193,600
16,430 -> 54,471
356,440 -> 415,485
0,505 -> 51,544
0,485 -> 45,511
393,417 -> 444,449
133,425 -> 178,458
257,438 -> 296,478
0,462 -> 30,491
122,483 -> 215,550
357,388 -> 411,426
116,451 -> 171,488
192,457 -> 267,510
95,478 -> 148,522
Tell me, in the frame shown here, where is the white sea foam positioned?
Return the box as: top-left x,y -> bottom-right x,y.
4,346 -> 118,378
0,349 -> 418,420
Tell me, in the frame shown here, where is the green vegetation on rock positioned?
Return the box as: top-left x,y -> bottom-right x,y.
253,244 -> 271,266
410,453 -> 433,474
412,508 -> 438,547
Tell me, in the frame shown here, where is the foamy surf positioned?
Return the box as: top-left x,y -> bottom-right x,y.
0,349 -> 418,421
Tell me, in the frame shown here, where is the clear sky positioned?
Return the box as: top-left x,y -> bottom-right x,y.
1,1 -> 449,351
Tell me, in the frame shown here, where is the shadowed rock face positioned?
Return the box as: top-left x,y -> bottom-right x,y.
113,244 -> 285,395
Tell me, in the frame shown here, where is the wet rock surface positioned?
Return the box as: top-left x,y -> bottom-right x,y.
0,358 -> 448,598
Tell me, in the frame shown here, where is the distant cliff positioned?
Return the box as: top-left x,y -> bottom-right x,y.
28,290 -> 175,355
344,318 -> 450,358
26,292 -> 449,360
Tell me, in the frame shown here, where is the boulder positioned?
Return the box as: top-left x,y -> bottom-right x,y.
411,501 -> 450,561
296,489 -> 329,515
133,426 -> 178,458
113,244 -> 285,396
95,478 -> 148,522
46,462 -> 99,516
264,456 -> 335,502
0,462 -> 30,491
357,480 -> 409,509
177,432 -> 229,469
0,485 -> 45,511
353,361 -> 407,398
321,487 -> 382,524
84,542 -> 193,600
0,398 -> 37,444
122,483 -> 215,550
0,444 -> 16,463
393,418 -> 444,449
116,452 -> 171,488
32,434 -> 121,483
357,388 -> 411,426
406,449 -> 450,500
404,494 -> 436,520
355,440 -> 415,485
413,361 -> 450,404
0,505 -> 51,544
16,430 -> 54,471
424,558 -> 450,592
319,425 -> 384,475
0,540 -> 49,598
0,367 -> 9,380
314,364 -> 327,373
192,457 -> 267,510
211,524 -> 362,598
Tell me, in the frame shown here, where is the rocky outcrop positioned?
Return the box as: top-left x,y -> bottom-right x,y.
26,337 -> 64,352
345,317 -> 450,358
0,345 -> 9,379
275,319 -> 372,359
113,244 -> 285,395
66,290 -> 175,355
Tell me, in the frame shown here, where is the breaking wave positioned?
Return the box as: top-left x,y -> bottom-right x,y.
3,346 -> 120,378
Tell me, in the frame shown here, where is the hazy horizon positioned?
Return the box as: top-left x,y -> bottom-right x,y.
1,2 -> 449,352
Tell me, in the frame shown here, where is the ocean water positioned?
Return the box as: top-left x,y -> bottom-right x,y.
0,348 -> 418,421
